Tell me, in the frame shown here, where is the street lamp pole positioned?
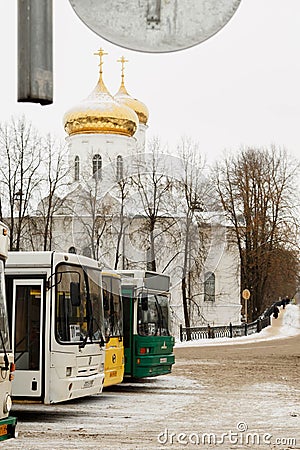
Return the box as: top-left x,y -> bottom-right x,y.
18,0 -> 53,105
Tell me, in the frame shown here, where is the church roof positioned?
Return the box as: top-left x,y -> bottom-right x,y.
114,56 -> 149,126
63,49 -> 139,138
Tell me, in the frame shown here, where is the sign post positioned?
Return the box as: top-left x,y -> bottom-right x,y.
242,289 -> 251,323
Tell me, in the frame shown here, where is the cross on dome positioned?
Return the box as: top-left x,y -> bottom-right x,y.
94,48 -> 108,75
117,56 -> 129,86
114,55 -> 149,126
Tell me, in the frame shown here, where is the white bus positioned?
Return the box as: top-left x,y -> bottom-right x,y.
5,251 -> 106,404
0,222 -> 17,440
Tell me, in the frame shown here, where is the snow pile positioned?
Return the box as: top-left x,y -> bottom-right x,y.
281,303 -> 300,333
175,303 -> 300,348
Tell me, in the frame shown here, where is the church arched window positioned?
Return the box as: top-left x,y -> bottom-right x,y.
74,156 -> 80,181
93,154 -> 102,180
204,272 -> 215,302
116,155 -> 123,181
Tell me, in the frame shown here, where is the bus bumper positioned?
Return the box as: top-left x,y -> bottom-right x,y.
0,416 -> 17,441
133,353 -> 175,378
103,367 -> 124,387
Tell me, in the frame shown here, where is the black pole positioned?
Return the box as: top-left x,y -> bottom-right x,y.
257,318 -> 261,333
18,0 -> 53,104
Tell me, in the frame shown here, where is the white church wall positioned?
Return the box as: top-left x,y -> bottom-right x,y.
66,133 -> 138,182
201,240 -> 241,326
169,226 -> 242,336
134,123 -> 147,152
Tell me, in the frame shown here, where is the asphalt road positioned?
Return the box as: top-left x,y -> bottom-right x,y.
5,319 -> 300,450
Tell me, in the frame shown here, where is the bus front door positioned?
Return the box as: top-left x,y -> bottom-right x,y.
12,280 -> 44,398
122,287 -> 134,376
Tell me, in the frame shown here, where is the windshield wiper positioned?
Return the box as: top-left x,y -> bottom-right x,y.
90,316 -> 105,347
0,328 -> 9,371
80,273 -> 94,349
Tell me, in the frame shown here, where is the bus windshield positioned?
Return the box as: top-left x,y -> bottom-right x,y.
0,260 -> 10,351
102,275 -> 122,339
55,264 -> 104,344
138,293 -> 170,337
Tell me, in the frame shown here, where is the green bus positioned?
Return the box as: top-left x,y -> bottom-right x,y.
118,270 -> 175,378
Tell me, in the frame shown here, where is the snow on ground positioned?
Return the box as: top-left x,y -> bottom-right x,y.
175,303 -> 300,348
6,304 -> 299,449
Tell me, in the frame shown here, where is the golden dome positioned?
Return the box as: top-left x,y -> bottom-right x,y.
114,57 -> 149,126
64,49 -> 138,137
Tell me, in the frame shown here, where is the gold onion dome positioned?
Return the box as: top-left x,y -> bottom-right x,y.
114,56 -> 149,126
64,49 -> 138,137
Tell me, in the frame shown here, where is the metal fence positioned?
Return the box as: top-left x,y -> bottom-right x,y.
179,316 -> 271,342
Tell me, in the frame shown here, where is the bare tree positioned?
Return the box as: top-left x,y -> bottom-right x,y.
104,155 -> 133,270
264,247 -> 299,304
71,179 -> 108,261
0,117 -> 43,250
175,138 -> 209,337
215,146 -> 299,320
131,138 -> 174,271
112,177 -> 127,270
33,136 -> 70,250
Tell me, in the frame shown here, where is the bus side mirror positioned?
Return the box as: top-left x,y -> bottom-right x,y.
141,297 -> 148,311
70,282 -> 81,307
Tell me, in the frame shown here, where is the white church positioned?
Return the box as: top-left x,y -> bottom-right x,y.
45,49 -> 242,329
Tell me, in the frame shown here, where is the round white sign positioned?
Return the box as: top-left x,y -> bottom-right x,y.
69,0 -> 242,53
242,289 -> 251,300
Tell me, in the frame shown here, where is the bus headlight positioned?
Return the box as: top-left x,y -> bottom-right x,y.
3,393 -> 12,414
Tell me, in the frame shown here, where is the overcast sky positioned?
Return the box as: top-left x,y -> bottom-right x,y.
1,0 -> 300,163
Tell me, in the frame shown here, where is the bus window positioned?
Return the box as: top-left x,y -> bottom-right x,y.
102,278 -> 110,340
86,268 -> 105,342
55,264 -> 103,345
56,266 -> 83,343
138,294 -> 170,337
111,277 -> 122,337
102,275 -> 122,339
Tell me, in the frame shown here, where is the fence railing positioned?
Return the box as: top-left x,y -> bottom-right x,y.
179,316 -> 271,342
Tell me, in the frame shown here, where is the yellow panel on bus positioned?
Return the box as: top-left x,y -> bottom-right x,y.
103,337 -> 124,387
